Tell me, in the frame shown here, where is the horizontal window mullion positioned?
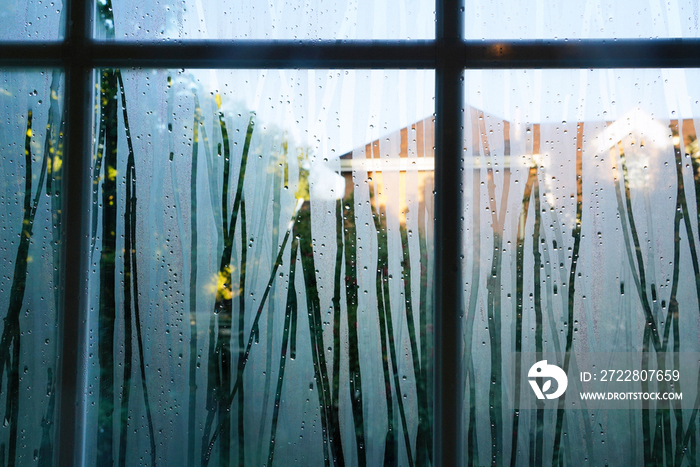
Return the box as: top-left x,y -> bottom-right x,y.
461,38 -> 700,68
89,41 -> 436,69
0,43 -> 64,67
0,41 -> 436,69
3,39 -> 700,69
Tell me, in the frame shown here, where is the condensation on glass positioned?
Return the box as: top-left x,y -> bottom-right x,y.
83,68 -> 435,466
466,0 -> 700,39
0,69 -> 64,465
462,68 -> 700,466
0,1 -> 63,41
93,0 -> 434,41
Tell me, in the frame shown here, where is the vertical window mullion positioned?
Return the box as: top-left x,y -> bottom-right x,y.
434,0 -> 465,465
58,0 -> 92,465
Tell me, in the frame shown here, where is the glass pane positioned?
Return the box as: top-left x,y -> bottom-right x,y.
84,68 -> 434,466
94,0 -> 434,41
0,1 -> 63,41
463,69 -> 700,466
0,70 -> 64,464
466,0 -> 700,40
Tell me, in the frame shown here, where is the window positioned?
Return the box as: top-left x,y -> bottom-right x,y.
2,0 -> 700,466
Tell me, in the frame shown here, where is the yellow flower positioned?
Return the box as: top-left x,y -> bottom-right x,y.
205,265 -> 239,301
49,155 -> 62,173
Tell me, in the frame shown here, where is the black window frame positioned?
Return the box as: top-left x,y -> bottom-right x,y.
2,0 -> 700,465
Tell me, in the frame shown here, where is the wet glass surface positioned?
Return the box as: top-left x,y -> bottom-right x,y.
84,68 -> 435,466
0,1 -> 63,41
463,69 -> 700,466
0,69 -> 64,465
465,0 -> 700,40
98,0 -> 434,41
